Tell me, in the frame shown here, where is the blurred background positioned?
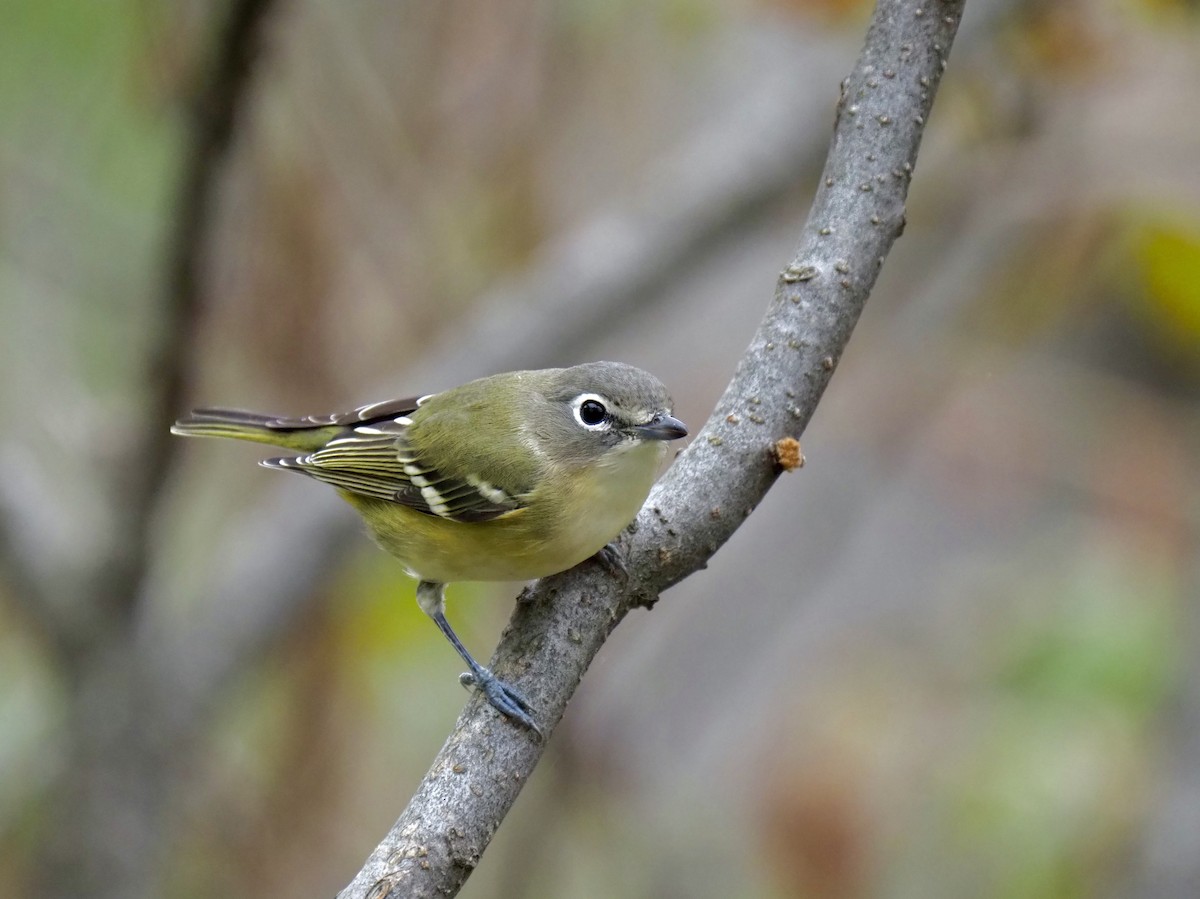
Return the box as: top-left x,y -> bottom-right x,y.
2,0 -> 1200,896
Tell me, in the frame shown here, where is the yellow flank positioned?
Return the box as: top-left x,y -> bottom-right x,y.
343,439 -> 665,583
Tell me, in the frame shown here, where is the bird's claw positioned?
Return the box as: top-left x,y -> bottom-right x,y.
594,542 -> 629,579
460,668 -> 542,738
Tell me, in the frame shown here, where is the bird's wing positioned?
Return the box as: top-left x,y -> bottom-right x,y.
263,416 -> 525,523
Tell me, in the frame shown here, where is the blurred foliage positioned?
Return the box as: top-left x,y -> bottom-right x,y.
755,548 -> 1182,899
1133,218 -> 1200,361
1,0 -> 176,399
948,554 -> 1178,899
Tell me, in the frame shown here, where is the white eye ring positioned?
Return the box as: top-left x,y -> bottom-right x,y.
572,393 -> 610,430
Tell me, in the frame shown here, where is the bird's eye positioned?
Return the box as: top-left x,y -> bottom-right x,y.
577,398 -> 608,427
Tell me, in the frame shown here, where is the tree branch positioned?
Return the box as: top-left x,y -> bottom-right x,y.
339,1 -> 965,896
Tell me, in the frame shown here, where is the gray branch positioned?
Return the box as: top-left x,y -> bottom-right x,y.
339,1 -> 965,896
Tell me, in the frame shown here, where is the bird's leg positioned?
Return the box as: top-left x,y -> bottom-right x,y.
415,580 -> 541,737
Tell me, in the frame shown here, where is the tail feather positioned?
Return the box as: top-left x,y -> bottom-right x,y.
171,408 -> 338,451
186,408 -> 280,426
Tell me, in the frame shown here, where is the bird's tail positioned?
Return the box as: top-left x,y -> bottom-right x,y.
170,408 -> 335,452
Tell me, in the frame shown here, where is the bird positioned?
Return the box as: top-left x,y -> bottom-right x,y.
171,361 -> 687,734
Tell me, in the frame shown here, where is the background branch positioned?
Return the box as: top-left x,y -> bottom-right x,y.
98,0 -> 279,625
339,1 -> 965,896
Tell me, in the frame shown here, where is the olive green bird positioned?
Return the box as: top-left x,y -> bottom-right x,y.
172,361 -> 687,734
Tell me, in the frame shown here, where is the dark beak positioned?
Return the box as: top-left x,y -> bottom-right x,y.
633,413 -> 688,441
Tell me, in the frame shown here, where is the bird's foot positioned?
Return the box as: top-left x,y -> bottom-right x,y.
593,541 -> 629,579
460,668 -> 542,738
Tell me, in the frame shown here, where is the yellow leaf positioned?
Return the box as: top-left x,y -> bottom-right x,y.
1136,222 -> 1200,350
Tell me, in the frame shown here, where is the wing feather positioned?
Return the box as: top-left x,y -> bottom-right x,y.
263,417 -> 524,522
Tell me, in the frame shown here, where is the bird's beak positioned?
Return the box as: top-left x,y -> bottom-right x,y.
633,413 -> 688,441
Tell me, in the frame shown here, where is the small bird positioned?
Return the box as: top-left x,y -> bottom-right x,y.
172,361 -> 687,734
